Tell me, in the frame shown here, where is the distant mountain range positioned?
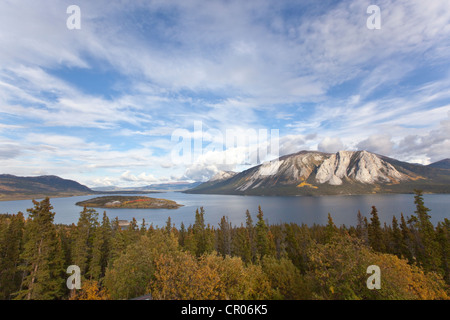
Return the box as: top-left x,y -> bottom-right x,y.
427,159 -> 450,170
0,174 -> 93,201
91,182 -> 202,192
2,151 -> 449,201
0,175 -> 202,201
185,150 -> 450,196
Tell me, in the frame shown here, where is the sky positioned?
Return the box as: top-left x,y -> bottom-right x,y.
0,0 -> 450,188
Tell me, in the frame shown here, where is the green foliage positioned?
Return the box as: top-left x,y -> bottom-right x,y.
149,252 -> 273,300
15,198 -> 65,300
368,206 -> 386,252
217,216 -> 232,257
411,189 -> 442,272
72,207 -> 99,278
192,207 -> 214,256
304,234 -> 448,300
261,255 -> 305,299
0,191 -> 449,300
104,231 -> 179,299
436,219 -> 450,283
75,196 -> 182,209
89,212 -> 111,280
255,206 -> 271,257
0,212 -> 25,299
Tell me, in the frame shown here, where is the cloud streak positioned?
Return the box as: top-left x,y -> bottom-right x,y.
0,0 -> 449,185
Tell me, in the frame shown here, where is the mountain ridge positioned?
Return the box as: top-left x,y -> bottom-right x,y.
92,181 -> 202,192
185,150 -> 450,196
0,174 -> 93,201
428,159 -> 450,170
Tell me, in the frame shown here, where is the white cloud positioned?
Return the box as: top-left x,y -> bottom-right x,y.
120,171 -> 158,184
1,0 -> 450,183
395,111 -> 450,162
356,134 -> 394,156
318,137 -> 345,154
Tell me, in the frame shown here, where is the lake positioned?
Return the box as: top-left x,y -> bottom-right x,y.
0,192 -> 449,228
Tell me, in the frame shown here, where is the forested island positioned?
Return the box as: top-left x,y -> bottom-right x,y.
75,196 -> 183,209
0,190 -> 448,300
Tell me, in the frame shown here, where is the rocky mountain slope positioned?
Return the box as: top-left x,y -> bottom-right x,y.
186,150 -> 450,196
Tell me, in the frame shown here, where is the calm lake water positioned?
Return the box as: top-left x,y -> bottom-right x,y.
0,192 -> 449,228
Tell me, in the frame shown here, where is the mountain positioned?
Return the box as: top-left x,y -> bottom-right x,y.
428,159 -> 450,170
0,174 -> 93,200
91,182 -> 202,192
185,150 -> 450,196
138,182 -> 202,191
209,171 -> 237,182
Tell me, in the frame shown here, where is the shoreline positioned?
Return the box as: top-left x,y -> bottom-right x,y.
0,190 -> 165,202
1,190 -> 447,202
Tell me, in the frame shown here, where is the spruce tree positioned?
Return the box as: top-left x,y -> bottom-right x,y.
356,210 -> 368,243
413,189 -> 441,272
231,224 -> 252,263
0,212 -> 25,299
89,212 -> 111,281
165,216 -> 173,235
140,219 -> 147,235
255,206 -> 270,258
367,206 -> 385,252
400,213 -> 415,263
325,213 -> 338,243
16,198 -> 65,300
391,215 -> 402,257
72,207 -> 99,278
436,219 -> 450,284
123,217 -> 140,247
217,216 -> 232,257
193,207 -> 208,256
245,209 -> 256,261
179,222 -> 186,248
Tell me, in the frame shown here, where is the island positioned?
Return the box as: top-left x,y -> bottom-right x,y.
75,196 -> 183,209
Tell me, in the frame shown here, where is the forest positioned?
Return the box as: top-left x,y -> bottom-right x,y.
0,190 -> 448,300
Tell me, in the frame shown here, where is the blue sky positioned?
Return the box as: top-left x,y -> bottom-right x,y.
0,0 -> 450,187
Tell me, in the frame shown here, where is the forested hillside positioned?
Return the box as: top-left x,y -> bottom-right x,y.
0,190 -> 448,300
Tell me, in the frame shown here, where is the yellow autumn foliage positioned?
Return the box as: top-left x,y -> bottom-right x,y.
69,280 -> 110,300
148,251 -> 273,300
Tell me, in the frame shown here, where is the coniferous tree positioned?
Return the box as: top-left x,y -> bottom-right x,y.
109,217 -> 124,261
124,217 -> 140,245
436,219 -> 450,284
178,222 -> 187,248
217,216 -> 232,257
255,206 -> 270,258
231,224 -> 252,263
283,224 -> 303,271
245,209 -> 256,261
356,210 -> 368,244
16,198 -> 65,300
325,213 -> 338,243
165,216 -> 172,235
192,207 -> 214,256
390,215 -> 403,257
140,219 -> 147,235
89,212 -> 111,281
0,212 -> 25,299
193,208 -> 205,256
412,190 -> 441,272
368,206 -> 385,252
400,213 -> 415,263
72,207 -> 99,279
